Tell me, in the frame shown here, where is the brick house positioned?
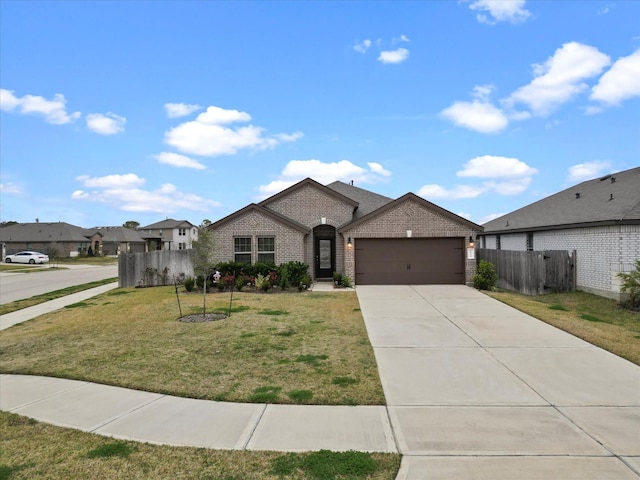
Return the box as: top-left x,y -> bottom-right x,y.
0,222 -> 147,258
479,166 -> 640,300
208,178 -> 482,285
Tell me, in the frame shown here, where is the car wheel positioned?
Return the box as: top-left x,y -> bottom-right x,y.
29,259 -> 35,264
5,258 -> 11,263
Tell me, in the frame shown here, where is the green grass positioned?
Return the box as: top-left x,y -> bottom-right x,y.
0,287 -> 385,405
485,289 -> 640,365
0,278 -> 118,315
0,412 -> 401,479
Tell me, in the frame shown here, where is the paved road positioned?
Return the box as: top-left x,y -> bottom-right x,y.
0,264 -> 118,304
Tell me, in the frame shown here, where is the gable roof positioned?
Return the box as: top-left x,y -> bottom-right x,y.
140,219 -> 195,230
209,204 -> 310,233
483,166 -> 640,233
0,222 -> 98,243
326,181 -> 394,221
259,178 -> 359,209
91,226 -> 146,243
338,192 -> 483,232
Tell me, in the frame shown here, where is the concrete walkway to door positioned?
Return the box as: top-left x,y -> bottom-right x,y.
356,285 -> 640,480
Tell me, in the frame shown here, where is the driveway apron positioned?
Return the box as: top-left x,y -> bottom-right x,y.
356,285 -> 640,480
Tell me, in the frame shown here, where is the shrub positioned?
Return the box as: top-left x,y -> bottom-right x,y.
342,275 -> 352,288
278,264 -> 290,290
618,259 -> 640,309
473,260 -> 498,290
255,273 -> 271,292
299,274 -> 312,291
195,275 -> 205,289
184,276 -> 195,292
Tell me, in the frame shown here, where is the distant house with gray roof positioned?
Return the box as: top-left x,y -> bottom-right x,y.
139,219 -> 198,251
0,222 -> 148,258
208,178 -> 482,285
479,166 -> 640,299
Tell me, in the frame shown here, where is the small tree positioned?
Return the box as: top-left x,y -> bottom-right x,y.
618,260 -> 640,310
473,260 -> 498,290
123,220 -> 140,230
191,226 -> 216,316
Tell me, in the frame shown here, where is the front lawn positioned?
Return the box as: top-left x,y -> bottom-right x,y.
484,289 -> 640,365
0,287 -> 385,405
0,412 -> 400,480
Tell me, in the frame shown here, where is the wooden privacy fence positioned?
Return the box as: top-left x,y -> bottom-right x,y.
478,249 -> 576,295
119,250 -> 194,287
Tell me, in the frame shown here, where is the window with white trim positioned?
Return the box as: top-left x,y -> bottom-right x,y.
526,232 -> 534,251
178,228 -> 186,236
178,242 -> 187,250
257,237 -> 275,263
234,237 -> 252,263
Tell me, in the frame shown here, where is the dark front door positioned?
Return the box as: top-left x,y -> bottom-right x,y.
314,227 -> 335,279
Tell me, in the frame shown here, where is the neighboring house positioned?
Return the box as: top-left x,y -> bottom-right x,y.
91,226 -> 147,255
0,222 -> 103,258
139,219 -> 198,251
208,178 -> 482,285
479,166 -> 640,300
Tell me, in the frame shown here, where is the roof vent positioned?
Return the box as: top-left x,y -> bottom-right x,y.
575,193 -> 581,199
609,193 -> 614,201
611,177 -> 616,184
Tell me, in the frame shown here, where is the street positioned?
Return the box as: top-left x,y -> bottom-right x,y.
0,264 -> 118,304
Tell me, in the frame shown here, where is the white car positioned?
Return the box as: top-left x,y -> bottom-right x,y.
4,251 -> 50,264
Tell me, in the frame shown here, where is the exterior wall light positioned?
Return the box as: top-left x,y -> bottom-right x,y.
347,237 -> 352,248
468,236 -> 475,248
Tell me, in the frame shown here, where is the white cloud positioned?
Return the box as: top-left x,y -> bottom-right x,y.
468,0 -> 531,24
164,102 -> 202,118
457,155 -> 538,178
418,155 -> 537,200
378,48 -> 409,64
164,105 -> 301,157
353,39 -> 371,54
153,152 -> 206,170
76,173 -> 145,188
0,182 -> 22,195
86,112 -> 126,135
256,159 -> 392,199
0,89 -> 80,124
507,42 -> 611,116
392,34 -> 410,44
73,173 -> 220,213
418,184 -> 487,199
567,161 -> 612,182
440,99 -> 508,133
590,49 -> 640,106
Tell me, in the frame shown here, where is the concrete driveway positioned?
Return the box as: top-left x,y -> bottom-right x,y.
356,285 -> 640,480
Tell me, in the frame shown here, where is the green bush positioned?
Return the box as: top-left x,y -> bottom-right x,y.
618,259 -> 640,309
184,276 -> 195,292
342,275 -> 352,288
473,260 -> 498,290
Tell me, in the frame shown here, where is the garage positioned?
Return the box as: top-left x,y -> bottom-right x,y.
355,238 -> 465,285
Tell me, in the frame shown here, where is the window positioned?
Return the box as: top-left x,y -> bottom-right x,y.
496,235 -> 501,250
257,237 -> 275,263
234,237 -> 252,263
178,242 -> 187,250
178,228 -> 186,236
526,232 -> 534,251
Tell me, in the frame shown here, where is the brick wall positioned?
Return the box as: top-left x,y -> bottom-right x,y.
210,211 -> 306,265
482,224 -> 640,299
340,198 -> 480,284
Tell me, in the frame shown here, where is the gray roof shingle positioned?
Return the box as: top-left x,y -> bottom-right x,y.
0,222 -> 95,243
483,166 -> 640,233
325,181 -> 394,221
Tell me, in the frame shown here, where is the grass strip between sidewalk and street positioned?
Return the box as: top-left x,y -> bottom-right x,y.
0,286 -> 386,406
0,412 -> 401,480
0,278 -> 118,316
484,289 -> 640,365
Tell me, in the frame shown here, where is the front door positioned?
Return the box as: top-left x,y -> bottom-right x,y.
313,226 -> 335,279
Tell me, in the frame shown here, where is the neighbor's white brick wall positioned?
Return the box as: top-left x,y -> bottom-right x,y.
484,225 -> 640,299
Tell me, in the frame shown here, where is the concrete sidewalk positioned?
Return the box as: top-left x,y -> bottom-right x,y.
0,282 -> 119,331
357,285 -> 640,479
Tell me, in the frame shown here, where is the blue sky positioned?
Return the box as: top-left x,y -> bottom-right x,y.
1,0 -> 638,228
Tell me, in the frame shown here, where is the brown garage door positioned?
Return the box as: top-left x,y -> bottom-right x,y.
355,238 -> 464,285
